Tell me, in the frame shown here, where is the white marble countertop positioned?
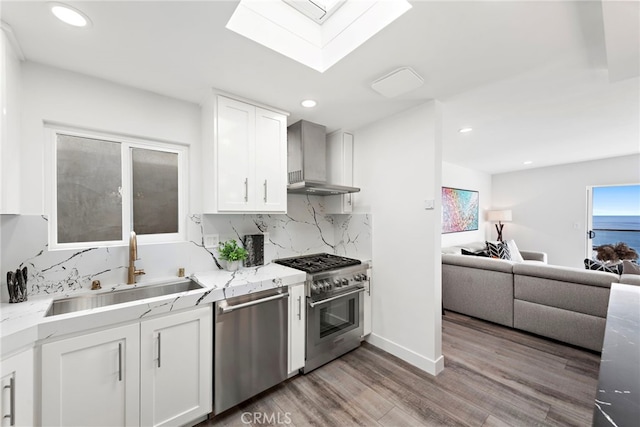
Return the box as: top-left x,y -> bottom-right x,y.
1,263 -> 306,358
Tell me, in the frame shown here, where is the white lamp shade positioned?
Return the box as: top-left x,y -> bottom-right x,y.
487,210 -> 512,222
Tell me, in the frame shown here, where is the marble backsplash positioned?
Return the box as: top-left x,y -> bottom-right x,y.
1,194 -> 371,301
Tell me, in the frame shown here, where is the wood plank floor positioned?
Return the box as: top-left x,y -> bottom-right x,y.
198,311 -> 601,426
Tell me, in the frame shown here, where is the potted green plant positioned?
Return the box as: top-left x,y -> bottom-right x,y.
218,239 -> 248,271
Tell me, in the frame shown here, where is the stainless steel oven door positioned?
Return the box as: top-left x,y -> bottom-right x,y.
303,287 -> 364,373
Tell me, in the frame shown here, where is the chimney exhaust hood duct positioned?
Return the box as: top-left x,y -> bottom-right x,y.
287,120 -> 360,195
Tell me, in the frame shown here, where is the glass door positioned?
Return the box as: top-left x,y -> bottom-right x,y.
586,184 -> 640,260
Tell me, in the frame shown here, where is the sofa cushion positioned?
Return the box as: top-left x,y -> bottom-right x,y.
461,248 -> 490,257
442,241 -> 488,254
584,259 -> 623,275
442,264 -> 514,327
622,260 -> 640,275
486,241 -> 511,260
514,275 -> 611,317
620,274 -> 640,286
514,263 -> 619,288
442,253 -> 514,273
514,300 -> 606,352
442,246 -> 462,255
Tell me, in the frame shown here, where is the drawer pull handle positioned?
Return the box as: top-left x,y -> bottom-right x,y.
264,180 -> 268,203
157,333 -> 162,368
118,343 -> 123,382
3,377 -> 15,425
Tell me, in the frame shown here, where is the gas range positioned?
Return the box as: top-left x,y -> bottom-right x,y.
274,253 -> 367,301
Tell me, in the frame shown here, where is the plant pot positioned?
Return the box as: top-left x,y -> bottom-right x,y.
225,260 -> 241,271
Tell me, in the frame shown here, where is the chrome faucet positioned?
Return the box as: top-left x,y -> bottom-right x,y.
127,231 -> 145,284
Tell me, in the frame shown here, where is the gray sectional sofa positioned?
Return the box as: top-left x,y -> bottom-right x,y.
442,242 -> 640,352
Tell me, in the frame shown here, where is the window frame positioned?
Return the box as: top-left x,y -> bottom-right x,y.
46,124 -> 188,251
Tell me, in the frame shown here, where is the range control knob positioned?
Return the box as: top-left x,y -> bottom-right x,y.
333,279 -> 341,288
341,278 -> 349,287
311,282 -> 320,294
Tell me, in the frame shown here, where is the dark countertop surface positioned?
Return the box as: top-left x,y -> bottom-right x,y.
593,282 -> 640,426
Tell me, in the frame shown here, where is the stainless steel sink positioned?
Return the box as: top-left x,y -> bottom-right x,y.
45,279 -> 204,317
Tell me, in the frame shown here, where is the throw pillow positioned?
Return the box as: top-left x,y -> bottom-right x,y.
584,259 -> 623,275
461,248 -> 490,257
486,241 -> 511,260
505,239 -> 524,263
622,260 -> 640,275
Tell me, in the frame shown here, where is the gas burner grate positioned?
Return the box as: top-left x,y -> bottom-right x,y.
274,253 -> 361,274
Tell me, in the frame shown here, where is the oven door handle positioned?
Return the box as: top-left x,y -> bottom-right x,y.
219,292 -> 289,314
309,287 -> 364,308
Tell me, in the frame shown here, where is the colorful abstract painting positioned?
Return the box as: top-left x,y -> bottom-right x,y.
442,187 -> 479,233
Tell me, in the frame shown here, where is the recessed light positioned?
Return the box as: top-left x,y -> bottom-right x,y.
301,100 -> 317,108
523,160 -> 533,165
50,3 -> 91,27
458,127 -> 473,133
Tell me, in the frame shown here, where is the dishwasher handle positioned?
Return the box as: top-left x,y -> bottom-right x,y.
219,292 -> 289,314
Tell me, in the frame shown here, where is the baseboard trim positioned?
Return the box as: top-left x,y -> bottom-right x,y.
365,333 -> 445,376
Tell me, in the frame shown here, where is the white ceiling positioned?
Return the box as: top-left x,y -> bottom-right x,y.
2,0 -> 639,174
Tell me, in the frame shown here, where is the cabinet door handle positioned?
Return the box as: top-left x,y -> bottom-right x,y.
244,178 -> 248,202
347,194 -> 352,206
263,179 -> 268,203
3,377 -> 15,426
297,296 -> 302,320
118,342 -> 123,382
157,332 -> 162,368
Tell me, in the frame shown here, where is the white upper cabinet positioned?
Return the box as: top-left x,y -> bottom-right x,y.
255,107 -> 287,212
203,93 -> 288,213
1,27 -> 22,214
325,130 -> 355,213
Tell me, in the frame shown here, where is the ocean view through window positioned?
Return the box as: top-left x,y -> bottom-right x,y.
591,185 -> 640,255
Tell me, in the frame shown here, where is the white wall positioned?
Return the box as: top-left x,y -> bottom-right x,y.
19,62 -> 202,215
492,154 -> 640,267
354,101 -> 444,375
441,162 -> 492,246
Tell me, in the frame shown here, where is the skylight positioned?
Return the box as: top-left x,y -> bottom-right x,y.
226,0 -> 412,73
283,0 -> 346,24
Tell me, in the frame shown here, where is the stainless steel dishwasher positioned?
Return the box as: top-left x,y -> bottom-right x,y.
214,287 -> 289,414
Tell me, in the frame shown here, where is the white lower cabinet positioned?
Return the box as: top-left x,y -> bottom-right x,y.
1,348 -> 34,427
140,307 -> 212,427
41,323 -> 141,427
41,306 -> 212,427
363,268 -> 372,336
288,283 -> 305,375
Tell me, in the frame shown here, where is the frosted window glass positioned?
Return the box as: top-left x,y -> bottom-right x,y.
56,134 -> 122,243
132,148 -> 179,235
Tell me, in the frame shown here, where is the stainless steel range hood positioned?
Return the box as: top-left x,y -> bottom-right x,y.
287,120 -> 360,195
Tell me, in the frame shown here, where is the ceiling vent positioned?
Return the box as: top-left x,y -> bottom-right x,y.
371,67 -> 424,98
283,0 -> 346,24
